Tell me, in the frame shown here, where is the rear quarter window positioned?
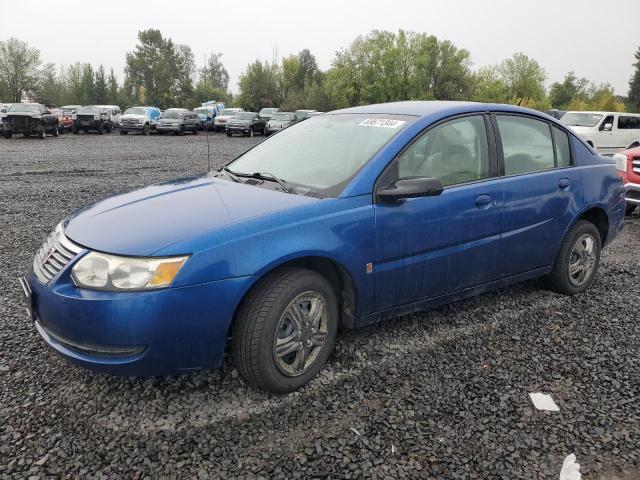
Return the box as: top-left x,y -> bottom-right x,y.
496,115 -> 555,175
552,126 -> 572,167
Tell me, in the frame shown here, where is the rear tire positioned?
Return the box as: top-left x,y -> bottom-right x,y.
226,131 -> 232,137
72,124 -> 79,134
544,220 -> 601,295
98,124 -> 104,135
120,130 -> 128,135
232,268 -> 338,393
52,124 -> 59,137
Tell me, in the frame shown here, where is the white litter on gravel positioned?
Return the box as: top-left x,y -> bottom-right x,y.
559,454 -> 581,480
529,392 -> 560,411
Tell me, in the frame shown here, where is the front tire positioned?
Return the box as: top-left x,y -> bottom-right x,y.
249,128 -> 254,138
52,124 -> 59,137
97,123 -> 104,135
3,131 -> 12,139
544,220 -> 601,295
142,124 -> 149,136
38,126 -> 46,139
626,204 -> 636,216
232,268 -> 338,394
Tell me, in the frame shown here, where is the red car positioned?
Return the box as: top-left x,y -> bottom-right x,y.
59,105 -> 81,132
614,146 -> 640,214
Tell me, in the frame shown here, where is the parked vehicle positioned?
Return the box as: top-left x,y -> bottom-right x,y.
2,103 -> 59,139
213,108 -> 244,132
0,103 -> 11,122
258,107 -> 281,123
48,108 -> 66,135
613,145 -> 640,215
156,110 -> 199,135
293,109 -> 317,123
193,107 -> 215,131
20,101 -> 625,393
225,111 -> 266,137
73,106 -> 113,134
561,111 -> 640,155
119,106 -> 161,135
546,109 -> 566,120
265,112 -> 297,135
95,105 -> 121,126
59,105 -> 81,132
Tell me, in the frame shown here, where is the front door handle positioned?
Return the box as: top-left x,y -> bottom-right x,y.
558,178 -> 570,190
475,194 -> 493,209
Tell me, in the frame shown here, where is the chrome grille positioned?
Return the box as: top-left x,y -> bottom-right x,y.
632,157 -> 640,174
33,224 -> 83,284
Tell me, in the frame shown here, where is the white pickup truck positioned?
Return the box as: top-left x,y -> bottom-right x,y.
561,111 -> 640,155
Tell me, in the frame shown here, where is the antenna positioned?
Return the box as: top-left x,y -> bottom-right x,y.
204,54 -> 211,171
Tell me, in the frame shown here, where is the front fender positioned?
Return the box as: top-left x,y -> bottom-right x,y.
156,195 -> 377,316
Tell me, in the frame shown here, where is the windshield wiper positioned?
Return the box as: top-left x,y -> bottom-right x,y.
250,172 -> 297,194
220,166 -> 241,183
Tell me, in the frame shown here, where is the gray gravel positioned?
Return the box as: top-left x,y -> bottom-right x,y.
1,131 -> 639,479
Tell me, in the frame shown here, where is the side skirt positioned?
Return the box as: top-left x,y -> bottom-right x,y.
357,266 -> 552,328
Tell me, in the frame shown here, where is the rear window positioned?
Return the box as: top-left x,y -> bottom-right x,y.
618,116 -> 640,130
552,126 -> 571,167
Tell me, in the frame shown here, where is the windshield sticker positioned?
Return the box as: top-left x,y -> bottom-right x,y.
358,118 -> 406,128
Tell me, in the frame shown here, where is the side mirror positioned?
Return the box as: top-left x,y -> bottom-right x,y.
0,108 -> 6,113
376,177 -> 444,203
602,123 -> 613,132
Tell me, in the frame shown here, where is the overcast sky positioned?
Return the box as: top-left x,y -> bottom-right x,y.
1,0 -> 638,95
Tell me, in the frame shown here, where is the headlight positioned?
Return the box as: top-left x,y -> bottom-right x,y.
71,252 -> 189,291
613,153 -> 628,173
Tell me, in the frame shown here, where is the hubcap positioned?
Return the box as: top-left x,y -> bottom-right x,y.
568,233 -> 597,287
273,291 -> 328,377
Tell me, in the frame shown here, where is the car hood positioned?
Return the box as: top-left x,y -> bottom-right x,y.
6,112 -> 41,118
120,114 -> 147,121
217,115 -> 235,121
64,175 -> 319,256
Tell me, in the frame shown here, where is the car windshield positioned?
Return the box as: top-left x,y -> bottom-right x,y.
162,111 -> 184,119
220,109 -> 239,116
236,112 -> 255,120
561,112 -> 604,127
228,114 -> 415,196
8,104 -> 40,113
124,107 -> 147,115
194,108 -> 208,115
296,111 -> 312,119
78,106 -> 100,114
271,113 -> 293,121
62,108 -> 76,114
260,108 -> 277,115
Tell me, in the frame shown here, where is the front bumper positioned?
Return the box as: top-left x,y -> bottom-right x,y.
25,270 -> 251,376
119,123 -> 146,132
156,124 -> 181,133
624,182 -> 640,205
226,125 -> 251,134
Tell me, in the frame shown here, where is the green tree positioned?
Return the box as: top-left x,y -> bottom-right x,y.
549,72 -> 590,109
498,52 -> 547,101
201,53 -> 229,90
124,29 -> 192,108
80,63 -> 95,104
0,37 -> 42,102
236,58 -> 282,111
34,63 -> 64,106
94,64 -> 108,104
472,66 -> 510,103
107,68 -> 118,105
628,46 -> 640,112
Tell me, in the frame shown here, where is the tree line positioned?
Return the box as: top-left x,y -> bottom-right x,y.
1,29 -> 638,114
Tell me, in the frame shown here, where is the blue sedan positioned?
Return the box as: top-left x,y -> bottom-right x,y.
20,101 -> 625,393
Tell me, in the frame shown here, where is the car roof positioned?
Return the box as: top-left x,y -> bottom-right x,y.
564,110 -> 640,116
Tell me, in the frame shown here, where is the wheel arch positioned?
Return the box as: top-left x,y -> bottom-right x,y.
227,255 -> 359,342
551,205 -> 609,269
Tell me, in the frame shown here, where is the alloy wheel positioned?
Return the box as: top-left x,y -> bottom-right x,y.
272,291 -> 329,377
568,233 -> 597,287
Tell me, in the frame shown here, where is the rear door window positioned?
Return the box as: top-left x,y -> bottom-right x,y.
496,115 -> 555,175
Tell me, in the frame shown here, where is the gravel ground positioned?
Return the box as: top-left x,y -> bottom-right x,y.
1,131 -> 639,479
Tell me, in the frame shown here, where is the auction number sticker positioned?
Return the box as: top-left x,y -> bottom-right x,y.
358,118 -> 406,128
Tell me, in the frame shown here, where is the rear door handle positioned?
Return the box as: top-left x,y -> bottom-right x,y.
475,194 -> 493,209
558,178 -> 570,190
